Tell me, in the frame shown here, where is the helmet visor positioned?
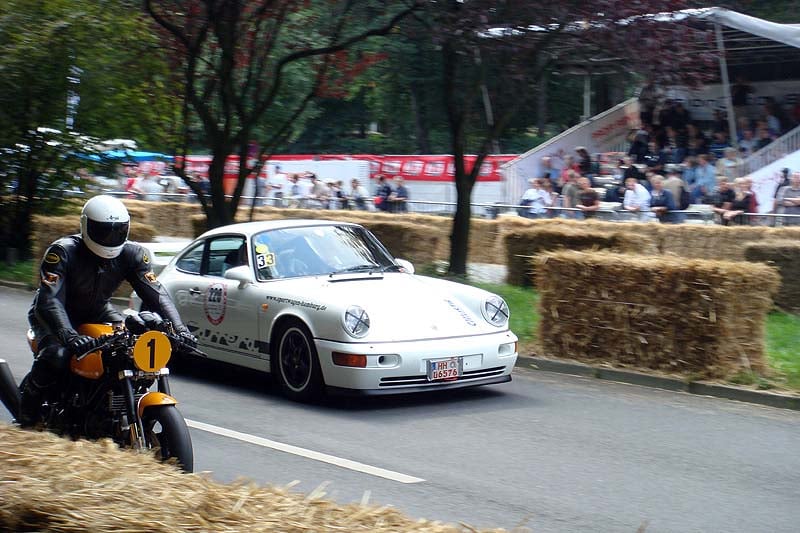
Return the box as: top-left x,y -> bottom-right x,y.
86,219 -> 129,247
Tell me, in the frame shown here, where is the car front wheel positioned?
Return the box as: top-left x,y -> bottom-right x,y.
274,321 -> 324,402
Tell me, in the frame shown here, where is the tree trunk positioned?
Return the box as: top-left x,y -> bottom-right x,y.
448,176 -> 474,276
206,152 -> 233,229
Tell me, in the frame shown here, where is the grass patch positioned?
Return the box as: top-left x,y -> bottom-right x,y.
765,312 -> 800,389
0,260 -> 35,286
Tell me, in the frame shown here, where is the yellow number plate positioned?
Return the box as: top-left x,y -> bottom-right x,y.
132,331 -> 172,372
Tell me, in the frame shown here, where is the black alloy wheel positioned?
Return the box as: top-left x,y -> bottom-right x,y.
275,322 -> 323,402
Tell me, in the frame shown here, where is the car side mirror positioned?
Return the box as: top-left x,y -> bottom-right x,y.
395,258 -> 415,274
224,265 -> 255,288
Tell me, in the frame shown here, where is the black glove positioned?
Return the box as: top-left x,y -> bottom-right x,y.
67,335 -> 95,356
175,328 -> 197,350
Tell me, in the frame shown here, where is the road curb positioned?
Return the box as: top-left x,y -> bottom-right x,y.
517,355 -> 800,411
0,279 -> 31,291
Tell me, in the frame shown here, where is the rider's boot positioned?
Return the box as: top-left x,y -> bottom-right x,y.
17,365 -> 55,428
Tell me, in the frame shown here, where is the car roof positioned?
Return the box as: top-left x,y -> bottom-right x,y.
199,219 -> 361,238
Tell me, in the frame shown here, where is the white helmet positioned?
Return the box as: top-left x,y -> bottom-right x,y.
80,195 -> 130,259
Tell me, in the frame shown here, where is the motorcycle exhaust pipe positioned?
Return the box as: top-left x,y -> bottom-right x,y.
0,359 -> 20,421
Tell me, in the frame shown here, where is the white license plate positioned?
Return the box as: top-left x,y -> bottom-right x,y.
427,357 -> 463,381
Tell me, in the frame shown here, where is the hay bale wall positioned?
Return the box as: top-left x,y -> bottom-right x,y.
503,227 -> 659,286
0,423 -> 496,533
536,251 -> 779,378
744,240 -> 800,313
659,224 -> 800,261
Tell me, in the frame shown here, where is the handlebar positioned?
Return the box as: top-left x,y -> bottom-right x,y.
72,329 -> 207,361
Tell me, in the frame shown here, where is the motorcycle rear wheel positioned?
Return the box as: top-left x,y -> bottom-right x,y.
142,405 -> 193,472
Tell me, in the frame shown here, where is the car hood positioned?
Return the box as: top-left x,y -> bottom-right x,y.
274,273 -> 502,342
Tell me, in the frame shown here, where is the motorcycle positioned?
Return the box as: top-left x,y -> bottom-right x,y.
0,311 -> 199,472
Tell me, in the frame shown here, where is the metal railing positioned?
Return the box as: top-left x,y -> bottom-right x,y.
39,188 -> 800,226
739,123 -> 800,177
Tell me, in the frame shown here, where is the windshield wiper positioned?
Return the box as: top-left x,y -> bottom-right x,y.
380,264 -> 403,272
331,264 -> 380,275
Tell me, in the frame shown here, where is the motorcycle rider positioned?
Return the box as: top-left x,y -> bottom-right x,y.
19,194 -> 196,426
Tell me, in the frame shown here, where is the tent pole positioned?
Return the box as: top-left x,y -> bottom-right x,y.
715,23 -> 739,151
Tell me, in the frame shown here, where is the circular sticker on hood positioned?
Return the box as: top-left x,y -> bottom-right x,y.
204,283 -> 227,325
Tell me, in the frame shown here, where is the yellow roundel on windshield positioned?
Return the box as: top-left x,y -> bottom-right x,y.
132,331 -> 172,372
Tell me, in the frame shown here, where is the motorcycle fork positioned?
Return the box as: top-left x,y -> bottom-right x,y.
120,371 -> 146,449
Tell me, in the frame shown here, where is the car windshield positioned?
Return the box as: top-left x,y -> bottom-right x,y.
251,224 -> 396,281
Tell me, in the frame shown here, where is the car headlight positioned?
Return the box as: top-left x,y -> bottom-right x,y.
343,305 -> 370,338
482,296 -> 509,327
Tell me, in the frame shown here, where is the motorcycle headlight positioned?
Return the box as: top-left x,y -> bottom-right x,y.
482,296 -> 509,327
343,305 -> 370,338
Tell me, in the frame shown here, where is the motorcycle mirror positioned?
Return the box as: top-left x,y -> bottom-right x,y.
125,313 -> 147,335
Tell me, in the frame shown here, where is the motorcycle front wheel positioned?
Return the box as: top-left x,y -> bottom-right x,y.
142,405 -> 193,472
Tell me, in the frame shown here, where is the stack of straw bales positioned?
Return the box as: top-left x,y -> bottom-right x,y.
658,224 -> 800,261
0,424 -> 500,533
744,240 -> 800,313
504,226 -> 658,286
536,251 -> 779,377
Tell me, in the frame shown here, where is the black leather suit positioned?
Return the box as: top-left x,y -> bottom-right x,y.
29,235 -> 187,356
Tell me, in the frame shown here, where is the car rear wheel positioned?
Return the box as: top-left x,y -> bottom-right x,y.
274,321 -> 324,402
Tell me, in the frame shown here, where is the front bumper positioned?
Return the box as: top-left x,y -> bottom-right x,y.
315,330 -> 518,394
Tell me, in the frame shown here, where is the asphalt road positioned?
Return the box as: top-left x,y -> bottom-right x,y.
1,286 -> 799,532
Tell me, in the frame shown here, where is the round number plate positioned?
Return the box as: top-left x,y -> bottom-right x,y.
132,331 -> 172,372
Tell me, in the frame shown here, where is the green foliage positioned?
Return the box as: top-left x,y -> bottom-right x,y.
0,260 -> 35,286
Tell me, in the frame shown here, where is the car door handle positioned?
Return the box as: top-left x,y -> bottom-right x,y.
189,288 -> 201,295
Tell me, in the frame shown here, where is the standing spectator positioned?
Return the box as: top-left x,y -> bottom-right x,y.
692,154 -> 717,203
649,175 -> 678,223
775,171 -> 800,226
715,147 -> 744,181
711,177 -> 736,225
131,172 -> 164,201
685,123 -> 708,156
642,141 -> 666,175
637,78 -> 660,126
520,178 -> 552,218
309,174 -> 329,208
628,125 -> 651,164
731,76 -> 754,123
724,177 -> 758,225
623,176 -> 653,221
663,169 -> 690,211
575,177 -> 600,218
392,177 -> 409,213
374,175 -> 393,212
560,170 -> 581,217
763,97 -> 787,136
575,147 -> 593,181
349,178 -> 369,210
663,126 -> 687,164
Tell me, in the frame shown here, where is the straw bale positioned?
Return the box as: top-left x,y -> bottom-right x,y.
659,225 -> 800,261
744,240 -> 800,313
503,227 -> 658,287
0,423 -> 502,533
536,251 -> 779,378
123,200 -> 204,238
31,215 -> 156,289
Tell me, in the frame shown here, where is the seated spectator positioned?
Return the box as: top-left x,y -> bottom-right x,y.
775,171 -> 800,226
763,98 -> 786,136
711,176 -> 735,225
685,123 -> 708,156
540,156 -> 561,190
662,126 -> 687,164
540,178 -> 559,217
575,177 -> 600,218
738,129 -> 758,158
715,147 -> 744,181
708,131 -> 731,160
641,141 -> 666,174
755,127 -> 774,151
692,154 -> 717,203
649,175 -> 678,223
520,178 -> 553,218
622,176 -> 654,221
627,125 -> 651,164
